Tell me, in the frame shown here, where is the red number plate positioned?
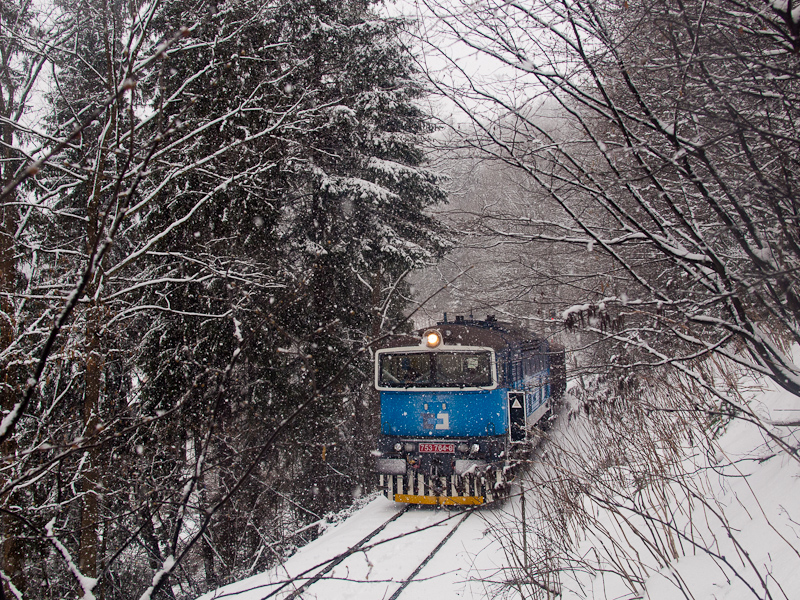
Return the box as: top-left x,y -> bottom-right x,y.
418,443 -> 455,453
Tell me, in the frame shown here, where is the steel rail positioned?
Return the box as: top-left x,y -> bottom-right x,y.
272,504 -> 411,600
387,511 -> 472,600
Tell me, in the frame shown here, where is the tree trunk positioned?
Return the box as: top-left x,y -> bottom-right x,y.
78,79 -> 111,589
78,302 -> 102,584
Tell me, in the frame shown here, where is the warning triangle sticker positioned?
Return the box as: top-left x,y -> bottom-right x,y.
511,398 -> 523,409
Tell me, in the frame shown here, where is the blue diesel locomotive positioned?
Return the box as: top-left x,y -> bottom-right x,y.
374,315 -> 566,505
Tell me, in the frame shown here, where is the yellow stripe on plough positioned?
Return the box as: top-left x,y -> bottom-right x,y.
394,494 -> 484,506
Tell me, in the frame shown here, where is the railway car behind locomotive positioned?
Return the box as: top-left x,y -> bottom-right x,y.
374,315 -> 566,506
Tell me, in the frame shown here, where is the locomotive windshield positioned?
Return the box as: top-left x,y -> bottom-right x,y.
378,351 -> 493,388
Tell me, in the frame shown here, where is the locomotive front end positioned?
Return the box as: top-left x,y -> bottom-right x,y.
373,327 -> 510,505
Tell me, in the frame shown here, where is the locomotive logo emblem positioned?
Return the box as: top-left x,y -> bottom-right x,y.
422,412 -> 450,430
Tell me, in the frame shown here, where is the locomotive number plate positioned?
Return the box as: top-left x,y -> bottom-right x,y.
418,443 -> 455,453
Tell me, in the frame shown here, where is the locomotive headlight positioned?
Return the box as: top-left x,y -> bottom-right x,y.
404,442 -> 416,452
471,443 -> 480,454
394,443 -> 402,452
424,329 -> 442,348
457,443 -> 470,453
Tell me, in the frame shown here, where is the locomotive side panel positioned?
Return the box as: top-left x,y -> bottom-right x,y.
521,347 -> 550,425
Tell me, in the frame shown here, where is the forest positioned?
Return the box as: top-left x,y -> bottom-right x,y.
0,0 -> 798,598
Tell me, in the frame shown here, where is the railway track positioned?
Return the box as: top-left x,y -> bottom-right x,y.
386,510 -> 471,600
267,505 -> 474,599
264,505 -> 410,600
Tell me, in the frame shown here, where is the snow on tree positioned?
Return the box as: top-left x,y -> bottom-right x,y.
418,0 -> 800,411
0,0 -> 448,597
411,0 -> 800,597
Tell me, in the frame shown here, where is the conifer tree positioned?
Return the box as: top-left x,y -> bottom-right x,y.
119,0 -> 447,590
272,0 -> 449,516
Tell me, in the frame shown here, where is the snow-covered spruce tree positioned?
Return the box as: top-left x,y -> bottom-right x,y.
123,0 -> 448,592
272,0 -> 449,520
123,2 -> 306,590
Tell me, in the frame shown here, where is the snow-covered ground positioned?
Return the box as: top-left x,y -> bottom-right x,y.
197,373 -> 800,600
195,495 -> 514,599
552,375 -> 800,600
